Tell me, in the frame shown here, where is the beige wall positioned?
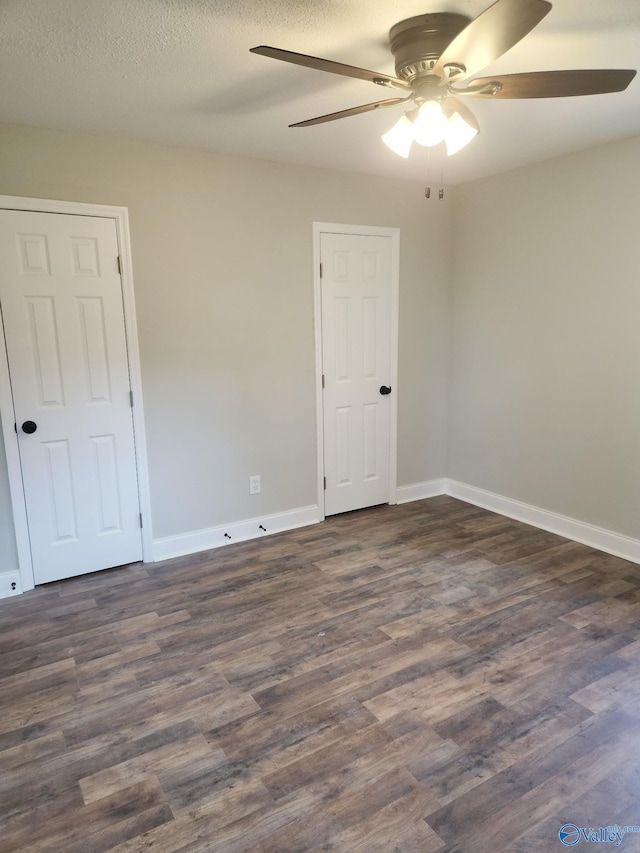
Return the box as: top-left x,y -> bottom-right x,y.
449,136 -> 640,539
5,121 -> 636,580
0,122 -> 451,569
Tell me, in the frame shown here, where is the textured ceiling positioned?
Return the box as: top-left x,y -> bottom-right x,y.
1,0 -> 640,185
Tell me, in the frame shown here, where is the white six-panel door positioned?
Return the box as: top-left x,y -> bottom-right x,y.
0,209 -> 142,584
321,231 -> 394,516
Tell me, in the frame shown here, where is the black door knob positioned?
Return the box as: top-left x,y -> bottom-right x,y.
21,420 -> 37,434
379,385 -> 392,396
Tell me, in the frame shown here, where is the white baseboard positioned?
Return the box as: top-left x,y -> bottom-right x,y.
446,479 -> 640,565
151,504 -> 321,562
0,570 -> 22,600
396,479 -> 447,504
6,479 -> 638,598
394,477 -> 640,565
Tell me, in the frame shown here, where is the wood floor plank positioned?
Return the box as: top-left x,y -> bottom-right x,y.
313,787 -> 446,853
253,768 -> 425,853
2,496 -> 640,851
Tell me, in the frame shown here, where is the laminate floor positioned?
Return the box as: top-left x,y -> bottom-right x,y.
2,496 -> 640,852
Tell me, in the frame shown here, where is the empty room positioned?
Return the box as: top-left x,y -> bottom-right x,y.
1,0 -> 640,850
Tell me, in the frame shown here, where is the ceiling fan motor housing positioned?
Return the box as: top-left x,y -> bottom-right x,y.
389,13 -> 471,83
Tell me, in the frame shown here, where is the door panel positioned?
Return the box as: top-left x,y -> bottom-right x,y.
321,232 -> 393,516
0,209 -> 142,584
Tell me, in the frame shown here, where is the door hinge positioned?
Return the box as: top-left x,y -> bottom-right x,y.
139,513 -> 143,528
322,374 -> 325,389
117,255 -> 123,275
129,389 -> 134,407
319,262 -> 323,278
323,476 -> 326,490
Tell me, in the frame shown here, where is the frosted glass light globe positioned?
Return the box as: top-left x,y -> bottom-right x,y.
381,116 -> 414,158
413,100 -> 448,147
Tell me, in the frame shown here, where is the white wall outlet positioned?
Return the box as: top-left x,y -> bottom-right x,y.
249,475 -> 261,495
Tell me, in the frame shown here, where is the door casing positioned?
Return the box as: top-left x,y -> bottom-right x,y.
313,222 -> 399,519
0,196 -> 153,592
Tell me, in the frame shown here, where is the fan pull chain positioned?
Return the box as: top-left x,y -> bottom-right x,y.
425,148 -> 431,198
424,145 -> 445,200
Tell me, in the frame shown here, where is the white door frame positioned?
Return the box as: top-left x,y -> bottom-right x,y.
0,196 -> 153,592
313,222 -> 399,519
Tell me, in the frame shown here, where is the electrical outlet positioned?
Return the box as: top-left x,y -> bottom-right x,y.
249,475 -> 261,495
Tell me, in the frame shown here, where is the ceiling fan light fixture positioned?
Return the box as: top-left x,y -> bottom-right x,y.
444,111 -> 479,156
412,100 -> 449,147
252,2 -> 637,171
381,115 -> 414,158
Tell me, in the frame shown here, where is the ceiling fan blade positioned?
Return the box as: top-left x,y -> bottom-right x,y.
433,0 -> 552,81
457,69 -> 637,98
250,46 -> 410,91
290,97 -> 412,128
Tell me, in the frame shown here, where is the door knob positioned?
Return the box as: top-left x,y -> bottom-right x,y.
379,385 -> 392,396
21,420 -> 37,434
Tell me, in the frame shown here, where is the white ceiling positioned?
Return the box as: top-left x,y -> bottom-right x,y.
2,0 -> 640,185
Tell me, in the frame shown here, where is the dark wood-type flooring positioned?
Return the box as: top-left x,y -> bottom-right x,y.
2,496 -> 640,852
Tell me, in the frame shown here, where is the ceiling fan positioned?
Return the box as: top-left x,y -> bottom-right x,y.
250,0 -> 636,158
